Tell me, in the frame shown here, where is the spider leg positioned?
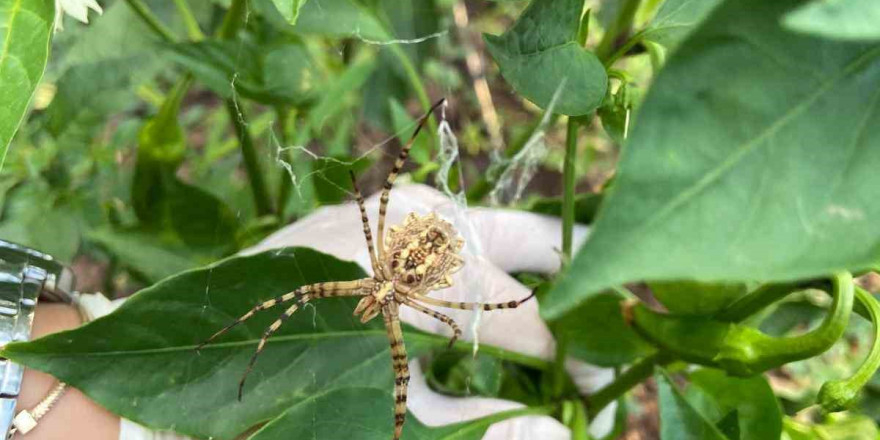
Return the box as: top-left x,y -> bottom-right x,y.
235,281 -> 370,400
376,98 -> 446,263
382,302 -> 410,440
400,296 -> 461,348
407,288 -> 537,311
196,280 -> 370,351
349,171 -> 383,278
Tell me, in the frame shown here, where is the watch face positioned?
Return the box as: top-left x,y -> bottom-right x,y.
0,239 -> 75,302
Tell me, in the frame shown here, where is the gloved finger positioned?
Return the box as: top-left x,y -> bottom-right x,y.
407,362 -> 570,440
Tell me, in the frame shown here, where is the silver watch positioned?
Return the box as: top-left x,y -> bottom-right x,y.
0,240 -> 75,437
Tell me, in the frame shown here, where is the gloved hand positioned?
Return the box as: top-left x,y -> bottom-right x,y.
245,184 -> 616,439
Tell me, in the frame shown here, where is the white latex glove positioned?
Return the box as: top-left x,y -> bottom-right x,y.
245,184 -> 616,439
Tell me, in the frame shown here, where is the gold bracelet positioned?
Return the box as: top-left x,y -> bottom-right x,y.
9,293 -> 89,438
8,382 -> 67,437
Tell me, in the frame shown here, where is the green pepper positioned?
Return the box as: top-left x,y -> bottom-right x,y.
818,285 -> 880,412
626,272 -> 853,377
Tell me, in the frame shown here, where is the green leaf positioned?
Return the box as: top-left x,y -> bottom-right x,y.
555,291 -> 654,367
132,79 -> 188,226
526,192 -> 603,225
0,248 -> 538,439
252,387 -> 544,440
656,370 -> 727,440
87,228 -> 200,283
639,0 -> 723,52
166,39 -> 314,105
0,182 -> 80,262
165,179 -> 240,251
310,156 -> 371,205
45,58 -> 146,140
390,99 -> 431,165
483,0 -> 607,116
426,351 -> 503,397
0,0 -> 54,169
783,0 -> 880,42
542,0 -> 880,320
293,0 -> 388,40
304,54 -> 376,136
686,369 -> 782,440
650,281 -> 748,316
269,0 -> 307,24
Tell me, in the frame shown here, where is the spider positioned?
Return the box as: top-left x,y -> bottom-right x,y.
198,98 -> 535,440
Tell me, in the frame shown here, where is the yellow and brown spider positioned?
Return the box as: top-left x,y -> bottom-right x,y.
198,98 -> 535,440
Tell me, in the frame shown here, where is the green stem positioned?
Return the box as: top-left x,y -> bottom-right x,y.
562,118 -> 579,259
818,286 -> 880,412
587,275 -> 854,416
217,0 -> 274,217
216,0 -> 248,39
276,106 -> 295,217
461,403 -> 558,431
714,281 -> 809,322
447,338 -> 551,371
122,0 -> 178,43
226,101 -> 274,216
586,353 -> 671,418
171,0 -> 205,41
595,0 -> 642,63
602,30 -> 646,68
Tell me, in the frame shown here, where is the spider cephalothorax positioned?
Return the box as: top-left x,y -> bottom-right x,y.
198,99 -> 535,440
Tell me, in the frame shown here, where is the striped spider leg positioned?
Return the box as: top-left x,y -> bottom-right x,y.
199,98 -> 535,440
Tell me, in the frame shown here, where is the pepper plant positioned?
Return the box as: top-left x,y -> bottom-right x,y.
1,0 -> 880,439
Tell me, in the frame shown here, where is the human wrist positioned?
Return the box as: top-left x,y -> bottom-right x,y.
13,303 -> 119,440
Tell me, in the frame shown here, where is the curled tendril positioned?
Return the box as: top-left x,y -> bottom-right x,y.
818,285 -> 880,412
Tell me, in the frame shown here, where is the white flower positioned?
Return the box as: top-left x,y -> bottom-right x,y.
54,0 -> 103,32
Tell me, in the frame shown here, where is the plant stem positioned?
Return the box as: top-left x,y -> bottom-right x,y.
171,0 -> 205,41
595,0 -> 642,63
466,403 -> 558,429
227,100 -> 274,216
123,0 -> 178,43
562,118 -> 579,259
216,0 -> 248,39
275,106 -> 295,217
216,0 -> 275,217
585,352 -> 669,418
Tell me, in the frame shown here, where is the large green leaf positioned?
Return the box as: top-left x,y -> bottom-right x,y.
251,387 -> 534,440
0,0 -> 53,169
686,369 -> 782,440
783,0 -> 880,42
1,248 -> 538,439
657,371 -> 727,440
483,0 -> 606,116
542,0 -> 880,319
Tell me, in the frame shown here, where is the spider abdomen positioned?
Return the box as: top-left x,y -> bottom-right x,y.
385,212 -> 464,290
